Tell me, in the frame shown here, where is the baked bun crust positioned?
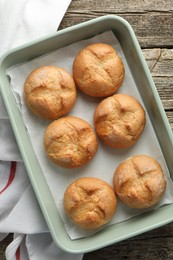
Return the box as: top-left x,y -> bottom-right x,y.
24,66 -> 76,119
43,116 -> 98,168
94,93 -> 146,148
73,43 -> 124,97
113,155 -> 166,209
64,177 -> 117,230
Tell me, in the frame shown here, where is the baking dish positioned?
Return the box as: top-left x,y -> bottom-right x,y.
0,15 -> 173,253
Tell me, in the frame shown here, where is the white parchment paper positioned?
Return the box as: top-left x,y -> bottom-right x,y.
7,31 -> 173,239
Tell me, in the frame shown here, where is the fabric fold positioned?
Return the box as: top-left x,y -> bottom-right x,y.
5,233 -> 83,260
0,1 -> 85,259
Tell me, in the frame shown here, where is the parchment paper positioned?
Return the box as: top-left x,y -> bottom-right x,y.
7,31 -> 173,239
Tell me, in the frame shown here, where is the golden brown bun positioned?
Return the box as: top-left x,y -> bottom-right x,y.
94,93 -> 146,148
113,155 -> 166,209
24,66 -> 76,119
43,116 -> 98,168
73,43 -> 124,97
64,177 -> 117,230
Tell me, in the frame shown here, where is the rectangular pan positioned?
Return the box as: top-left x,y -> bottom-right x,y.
0,15 -> 173,254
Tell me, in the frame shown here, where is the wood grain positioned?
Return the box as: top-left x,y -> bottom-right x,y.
83,224 -> 173,260
59,0 -> 173,48
0,0 -> 173,259
143,49 -> 173,110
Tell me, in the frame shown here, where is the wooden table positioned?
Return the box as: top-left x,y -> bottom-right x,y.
0,0 -> 173,259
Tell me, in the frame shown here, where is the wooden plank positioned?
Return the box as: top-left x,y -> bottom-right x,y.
65,0 -> 173,13
84,239 -> 173,259
153,77 -> 173,110
60,13 -> 173,47
143,49 -> 173,109
60,0 -> 173,48
84,223 -> 173,260
166,111 -> 173,130
143,49 -> 173,77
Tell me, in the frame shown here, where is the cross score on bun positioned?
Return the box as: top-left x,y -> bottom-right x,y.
73,43 -> 125,97
94,93 -> 146,148
43,116 -> 98,168
113,155 -> 166,209
24,66 -> 76,119
64,177 -> 117,230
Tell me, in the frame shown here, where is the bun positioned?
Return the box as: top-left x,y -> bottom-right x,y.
94,93 -> 146,148
113,155 -> 166,208
43,116 -> 98,168
24,66 -> 76,119
64,177 -> 117,230
73,43 -> 124,97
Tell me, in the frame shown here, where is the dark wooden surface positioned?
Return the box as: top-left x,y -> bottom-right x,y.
1,0 -> 173,259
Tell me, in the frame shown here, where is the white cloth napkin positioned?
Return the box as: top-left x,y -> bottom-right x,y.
0,0 -> 83,259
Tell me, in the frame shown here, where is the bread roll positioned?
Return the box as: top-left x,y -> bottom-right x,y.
44,116 -> 98,168
24,66 -> 76,119
73,43 -> 124,97
64,177 -> 117,230
113,155 -> 166,208
94,93 -> 146,148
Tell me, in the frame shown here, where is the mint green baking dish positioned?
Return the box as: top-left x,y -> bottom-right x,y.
0,15 -> 173,254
